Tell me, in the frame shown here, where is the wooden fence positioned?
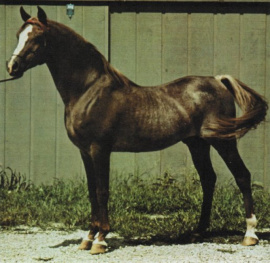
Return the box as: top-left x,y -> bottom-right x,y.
0,2 -> 269,188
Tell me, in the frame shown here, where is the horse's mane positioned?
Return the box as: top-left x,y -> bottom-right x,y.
101,56 -> 134,87
49,20 -> 132,88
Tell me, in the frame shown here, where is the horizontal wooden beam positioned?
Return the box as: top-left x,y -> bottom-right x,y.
1,1 -> 270,15
1,0 -> 270,3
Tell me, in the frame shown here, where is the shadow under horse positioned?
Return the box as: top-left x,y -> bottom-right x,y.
7,6 -> 268,255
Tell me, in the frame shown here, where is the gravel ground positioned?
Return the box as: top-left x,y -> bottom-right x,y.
0,226 -> 270,263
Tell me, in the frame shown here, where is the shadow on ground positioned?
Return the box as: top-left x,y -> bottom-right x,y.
50,230 -> 270,252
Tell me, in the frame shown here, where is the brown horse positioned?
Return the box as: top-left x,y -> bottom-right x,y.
7,7 -> 268,254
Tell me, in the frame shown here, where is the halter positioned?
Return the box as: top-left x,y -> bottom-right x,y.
25,18 -> 47,31
25,19 -> 47,49
0,19 -> 47,84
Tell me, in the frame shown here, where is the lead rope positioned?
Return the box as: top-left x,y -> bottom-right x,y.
0,76 -> 21,83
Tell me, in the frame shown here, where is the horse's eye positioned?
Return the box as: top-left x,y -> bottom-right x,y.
34,36 -> 43,44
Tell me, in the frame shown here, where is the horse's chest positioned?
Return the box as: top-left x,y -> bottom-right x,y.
64,100 -> 111,149
65,107 -> 96,148
65,114 -> 87,149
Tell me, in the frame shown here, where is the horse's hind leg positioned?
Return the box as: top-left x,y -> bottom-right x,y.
183,137 -> 217,233
211,139 -> 259,246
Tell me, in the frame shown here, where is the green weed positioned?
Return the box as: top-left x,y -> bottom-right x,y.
0,167 -> 32,191
0,167 -> 270,239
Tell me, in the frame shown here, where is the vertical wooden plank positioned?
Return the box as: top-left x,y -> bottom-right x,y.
60,5 -> 83,36
135,13 -> 162,179
212,13 -> 241,183
110,12 -> 136,178
238,14 -> 266,184
83,6 -> 109,58
30,6 -> 58,184
0,5 -> 5,168
136,13 -> 162,86
188,14 -> 214,76
186,13 -> 214,170
160,13 -> 189,176
214,14 -> 240,76
264,14 -> 270,190
161,13 -> 188,82
110,12 -> 136,80
55,6 -> 84,180
5,5 -> 31,177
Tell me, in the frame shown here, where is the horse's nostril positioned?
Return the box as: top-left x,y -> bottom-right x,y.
7,56 -> 22,75
12,61 -> 19,72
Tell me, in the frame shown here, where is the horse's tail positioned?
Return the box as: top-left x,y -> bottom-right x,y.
205,75 -> 268,139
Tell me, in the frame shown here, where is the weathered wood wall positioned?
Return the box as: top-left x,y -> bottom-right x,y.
110,5 -> 270,189
0,2 -> 269,188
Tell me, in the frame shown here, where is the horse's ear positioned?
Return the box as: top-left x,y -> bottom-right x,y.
37,6 -> 47,25
20,6 -> 31,22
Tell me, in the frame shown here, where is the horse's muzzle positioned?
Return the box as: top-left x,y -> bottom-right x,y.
7,56 -> 24,77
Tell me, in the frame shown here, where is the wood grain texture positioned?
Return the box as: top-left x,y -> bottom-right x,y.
5,5 -> 31,177
238,14 -> 266,184
0,5 -> 5,168
265,14 -> 270,190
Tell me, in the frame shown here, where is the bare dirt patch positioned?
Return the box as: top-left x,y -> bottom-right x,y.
0,226 -> 269,262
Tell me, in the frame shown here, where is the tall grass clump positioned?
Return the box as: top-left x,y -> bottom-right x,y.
0,167 -> 90,228
109,170 -> 203,238
1,166 -> 270,239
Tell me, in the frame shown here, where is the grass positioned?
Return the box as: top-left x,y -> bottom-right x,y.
1,167 -> 270,239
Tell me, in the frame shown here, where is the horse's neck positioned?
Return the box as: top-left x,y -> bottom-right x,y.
45,21 -> 105,104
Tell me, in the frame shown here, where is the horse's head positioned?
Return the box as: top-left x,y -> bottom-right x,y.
7,6 -> 48,77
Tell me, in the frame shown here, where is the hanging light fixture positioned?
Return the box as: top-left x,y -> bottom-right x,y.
66,3 -> 75,19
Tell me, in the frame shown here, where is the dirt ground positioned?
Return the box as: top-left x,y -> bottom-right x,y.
0,226 -> 270,262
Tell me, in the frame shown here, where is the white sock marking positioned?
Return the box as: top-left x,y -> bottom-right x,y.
92,232 -> 108,247
93,238 -> 108,247
83,233 -> 94,241
245,214 -> 258,240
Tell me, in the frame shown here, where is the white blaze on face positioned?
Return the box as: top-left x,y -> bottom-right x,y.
8,25 -> 33,73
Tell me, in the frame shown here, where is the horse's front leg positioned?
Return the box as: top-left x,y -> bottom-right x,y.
79,151 -> 99,250
89,143 -> 111,255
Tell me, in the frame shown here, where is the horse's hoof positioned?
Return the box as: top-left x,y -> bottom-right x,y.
78,240 -> 92,250
90,244 -> 107,255
241,236 -> 259,246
